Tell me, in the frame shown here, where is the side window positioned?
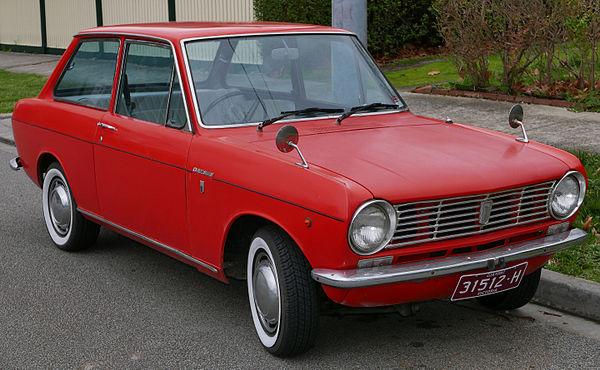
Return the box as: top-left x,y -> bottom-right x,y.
116,42 -> 188,130
185,40 -> 219,86
54,38 -> 120,110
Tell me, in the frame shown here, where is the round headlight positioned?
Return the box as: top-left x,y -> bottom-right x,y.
549,171 -> 586,220
348,200 -> 397,255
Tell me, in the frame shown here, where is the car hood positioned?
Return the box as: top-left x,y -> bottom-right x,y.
249,117 -> 570,202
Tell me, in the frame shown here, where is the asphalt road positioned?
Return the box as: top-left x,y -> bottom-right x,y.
1,143 -> 599,369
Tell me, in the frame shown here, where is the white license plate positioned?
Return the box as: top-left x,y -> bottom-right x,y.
451,262 -> 528,301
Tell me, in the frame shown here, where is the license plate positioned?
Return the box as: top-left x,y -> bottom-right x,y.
451,262 -> 528,301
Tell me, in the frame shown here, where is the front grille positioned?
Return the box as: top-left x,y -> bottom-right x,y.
388,181 -> 555,249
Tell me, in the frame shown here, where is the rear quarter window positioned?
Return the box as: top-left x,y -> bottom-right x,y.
54,38 -> 120,110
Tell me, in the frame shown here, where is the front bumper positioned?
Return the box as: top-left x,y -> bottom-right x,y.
312,228 -> 587,289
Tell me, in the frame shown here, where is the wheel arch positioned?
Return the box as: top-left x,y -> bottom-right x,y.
37,152 -> 61,187
222,213 -> 308,280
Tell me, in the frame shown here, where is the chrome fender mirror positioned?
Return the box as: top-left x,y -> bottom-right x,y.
508,104 -> 529,143
276,125 -> 309,168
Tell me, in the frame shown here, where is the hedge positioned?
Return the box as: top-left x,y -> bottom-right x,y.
253,0 -> 441,57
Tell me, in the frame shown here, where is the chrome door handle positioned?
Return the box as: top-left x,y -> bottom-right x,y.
97,122 -> 117,131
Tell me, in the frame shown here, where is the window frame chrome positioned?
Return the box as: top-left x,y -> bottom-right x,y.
180,32 -> 408,130
78,32 -> 194,133
52,37 -> 122,112
114,38 -> 193,132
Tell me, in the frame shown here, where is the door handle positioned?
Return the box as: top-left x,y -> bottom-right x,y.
97,122 -> 117,131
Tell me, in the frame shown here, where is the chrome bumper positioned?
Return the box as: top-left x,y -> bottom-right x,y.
9,157 -> 22,171
312,228 -> 587,289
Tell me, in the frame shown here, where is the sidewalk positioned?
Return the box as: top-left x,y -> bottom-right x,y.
0,51 -> 61,144
0,51 -> 61,77
400,89 -> 600,153
1,50 -> 599,322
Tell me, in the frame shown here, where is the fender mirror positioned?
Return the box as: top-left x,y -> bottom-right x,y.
275,125 -> 308,168
508,104 -> 529,143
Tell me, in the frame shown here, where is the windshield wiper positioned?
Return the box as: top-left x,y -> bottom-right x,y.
335,103 -> 401,125
257,107 -> 344,131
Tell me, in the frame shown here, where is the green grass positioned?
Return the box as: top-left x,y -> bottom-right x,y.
546,151 -> 600,283
385,59 -> 460,88
382,55 -> 441,68
0,69 -> 47,113
384,55 -> 506,89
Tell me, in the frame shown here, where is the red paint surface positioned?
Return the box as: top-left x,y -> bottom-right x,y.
11,23 -> 587,306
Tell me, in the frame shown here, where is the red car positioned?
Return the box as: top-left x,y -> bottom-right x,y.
10,22 -> 588,356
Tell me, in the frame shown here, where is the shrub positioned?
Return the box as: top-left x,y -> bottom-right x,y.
436,0 -> 600,97
253,0 -> 441,57
435,0 -> 495,88
554,0 -> 600,90
367,0 -> 441,57
253,0 -> 330,27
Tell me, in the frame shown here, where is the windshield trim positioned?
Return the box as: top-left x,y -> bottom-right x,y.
180,32 -> 407,130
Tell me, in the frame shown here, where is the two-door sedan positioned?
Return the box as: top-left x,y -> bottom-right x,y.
10,22 -> 588,356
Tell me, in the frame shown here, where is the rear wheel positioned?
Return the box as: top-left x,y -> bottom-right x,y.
247,225 -> 318,356
477,267 -> 542,310
42,162 -> 99,251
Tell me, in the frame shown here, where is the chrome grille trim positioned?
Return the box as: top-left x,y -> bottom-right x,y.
388,181 -> 555,249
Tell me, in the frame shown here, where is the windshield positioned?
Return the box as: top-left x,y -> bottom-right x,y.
184,34 -> 403,127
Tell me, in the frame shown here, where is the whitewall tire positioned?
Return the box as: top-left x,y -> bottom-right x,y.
42,162 -> 99,251
247,225 -> 319,356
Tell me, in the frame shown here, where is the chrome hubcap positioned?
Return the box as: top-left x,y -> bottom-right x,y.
49,179 -> 71,236
253,251 -> 279,334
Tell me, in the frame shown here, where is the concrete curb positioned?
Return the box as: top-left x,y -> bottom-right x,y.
0,114 -> 14,145
534,269 -> 600,323
0,137 -> 15,146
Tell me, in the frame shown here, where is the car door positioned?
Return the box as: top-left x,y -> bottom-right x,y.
94,39 -> 192,252
49,37 -> 121,214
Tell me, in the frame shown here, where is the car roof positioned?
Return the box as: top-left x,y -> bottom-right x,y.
77,22 -> 353,43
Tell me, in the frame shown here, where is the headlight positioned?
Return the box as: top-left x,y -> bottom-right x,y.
549,171 -> 586,220
348,200 -> 397,255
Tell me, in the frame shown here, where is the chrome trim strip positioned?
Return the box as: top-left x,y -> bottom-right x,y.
179,32 -> 407,130
78,209 -> 218,273
312,228 -> 587,289
179,31 -> 354,44
114,37 -> 193,133
396,181 -> 555,207
390,216 -> 551,247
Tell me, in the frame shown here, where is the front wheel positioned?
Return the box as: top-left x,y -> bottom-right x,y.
42,162 -> 99,251
477,267 -> 542,310
247,225 -> 319,356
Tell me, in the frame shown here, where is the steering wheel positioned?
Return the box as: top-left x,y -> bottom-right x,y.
202,91 -> 267,123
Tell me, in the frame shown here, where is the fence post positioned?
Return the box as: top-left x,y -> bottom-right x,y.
39,0 -> 47,53
168,0 -> 176,21
96,0 -> 103,26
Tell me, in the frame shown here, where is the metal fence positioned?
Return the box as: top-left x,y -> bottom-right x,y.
0,0 -> 255,53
